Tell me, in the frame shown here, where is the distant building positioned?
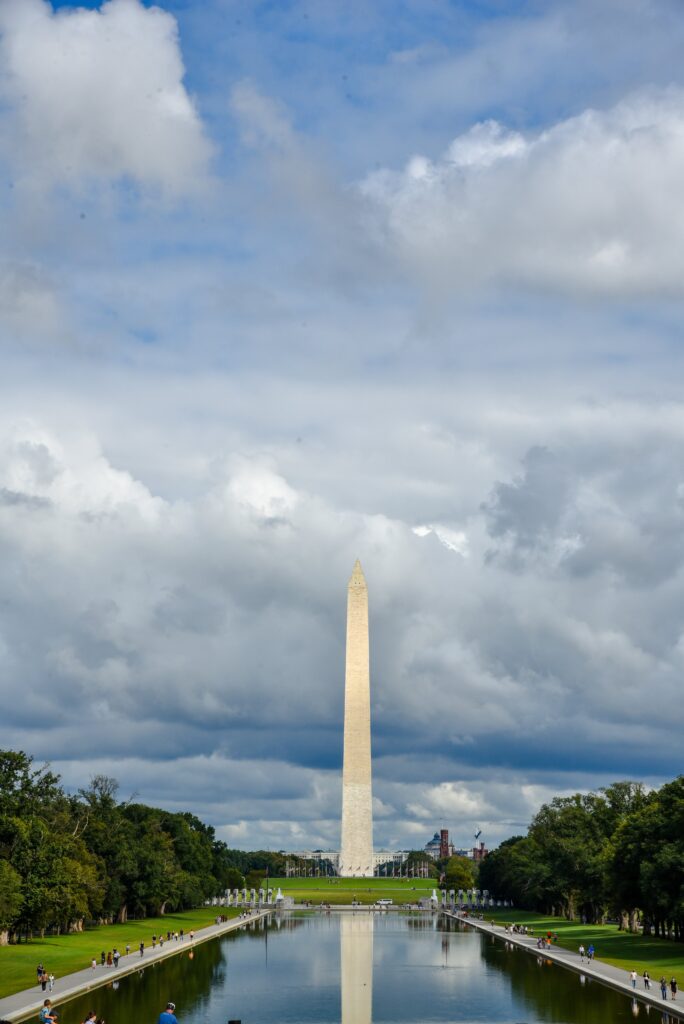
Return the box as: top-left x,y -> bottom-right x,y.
424,832 -> 441,859
423,839 -> 489,864
424,830 -> 455,860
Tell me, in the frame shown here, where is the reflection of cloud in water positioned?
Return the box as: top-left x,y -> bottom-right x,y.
302,914 -> 342,988
373,914 -> 483,977
341,912 -> 373,1024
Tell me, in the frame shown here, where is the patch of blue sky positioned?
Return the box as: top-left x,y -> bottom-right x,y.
49,0 -> 154,7
166,2 -> 522,144
130,326 -> 159,346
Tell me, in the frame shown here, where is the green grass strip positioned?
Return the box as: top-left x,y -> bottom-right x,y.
0,907 -> 237,999
482,908 -> 684,977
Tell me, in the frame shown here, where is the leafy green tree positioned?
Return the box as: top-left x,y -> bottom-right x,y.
611,777 -> 684,940
223,867 -> 245,891
245,870 -> 266,891
0,860 -> 22,942
0,751 -> 62,818
445,855 -> 476,890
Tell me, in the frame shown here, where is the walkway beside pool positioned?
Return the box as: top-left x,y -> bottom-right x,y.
444,910 -> 684,1019
0,910 -> 273,1023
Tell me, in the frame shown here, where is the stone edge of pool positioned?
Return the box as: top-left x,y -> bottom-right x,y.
445,910 -> 684,1020
0,911 -> 274,1024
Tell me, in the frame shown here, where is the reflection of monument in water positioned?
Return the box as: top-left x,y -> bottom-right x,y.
339,560 -> 374,877
340,913 -> 373,1024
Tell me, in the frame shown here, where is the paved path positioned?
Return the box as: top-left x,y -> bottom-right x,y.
444,910 -> 684,1019
0,910 -> 273,1023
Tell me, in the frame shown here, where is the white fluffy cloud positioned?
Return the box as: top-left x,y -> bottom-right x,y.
0,0 -> 211,194
361,87 -> 684,296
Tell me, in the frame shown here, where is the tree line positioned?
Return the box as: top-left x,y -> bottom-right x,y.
478,776 -> 684,941
0,750 -> 284,945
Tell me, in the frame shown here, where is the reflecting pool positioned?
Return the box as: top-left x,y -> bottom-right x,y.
55,912 -> 663,1024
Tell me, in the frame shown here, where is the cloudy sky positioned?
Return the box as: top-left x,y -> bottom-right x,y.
1,0 -> 683,854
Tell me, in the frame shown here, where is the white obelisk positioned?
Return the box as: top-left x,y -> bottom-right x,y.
339,560 -> 373,877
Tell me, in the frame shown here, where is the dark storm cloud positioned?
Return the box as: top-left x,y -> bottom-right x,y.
484,447 -> 574,548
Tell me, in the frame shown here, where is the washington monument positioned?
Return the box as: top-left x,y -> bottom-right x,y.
339,559 -> 374,877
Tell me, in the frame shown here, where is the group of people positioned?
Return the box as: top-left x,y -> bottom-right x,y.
89,929 -> 196,967
38,1000 -> 102,1024
577,943 -> 595,962
36,998 -> 177,1024
35,964 -> 55,993
505,923 -> 532,936
90,950 -> 121,970
150,930 -> 186,949
629,972 -> 678,1000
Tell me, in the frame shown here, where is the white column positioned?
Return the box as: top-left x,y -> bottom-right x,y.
340,560 -> 374,877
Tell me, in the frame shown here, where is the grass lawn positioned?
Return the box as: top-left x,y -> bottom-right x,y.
272,876 -> 438,906
0,907 -> 237,1000
481,908 -> 684,978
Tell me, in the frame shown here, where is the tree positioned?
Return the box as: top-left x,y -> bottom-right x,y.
0,861 -> 22,944
245,870 -> 266,891
478,836 -> 526,899
445,855 -> 476,890
224,867 -> 245,891
0,751 -> 62,818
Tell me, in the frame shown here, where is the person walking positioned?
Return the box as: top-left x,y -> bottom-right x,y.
48,973 -> 55,993
91,958 -> 97,970
587,944 -> 595,962
578,944 -> 585,962
670,977 -> 678,1001
106,952 -> 112,967
36,963 -> 45,984
643,970 -> 651,990
125,943 -> 130,957
660,976 -> 668,999
139,941 -> 145,958
630,970 -> 637,989
113,949 -> 120,968
158,1001 -> 178,1024
100,951 -> 105,967
40,972 -> 48,992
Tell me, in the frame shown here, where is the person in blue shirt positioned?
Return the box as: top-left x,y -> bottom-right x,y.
38,999 -> 57,1024
158,1002 -> 178,1024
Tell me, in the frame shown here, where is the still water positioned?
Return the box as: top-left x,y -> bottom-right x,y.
58,912 -> 654,1024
